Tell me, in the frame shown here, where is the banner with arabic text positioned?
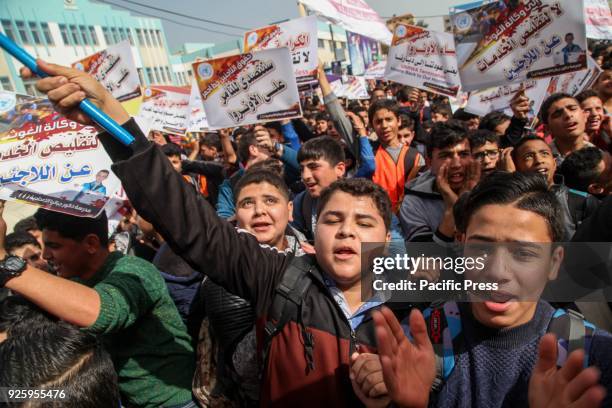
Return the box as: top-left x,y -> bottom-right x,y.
300,0 -> 392,44
0,92 -> 121,217
541,56 -> 603,104
188,80 -> 209,132
464,78 -> 549,123
72,40 -> 141,102
584,0 -> 612,40
385,24 -> 461,97
193,48 -> 302,129
363,60 -> 386,79
244,16 -> 318,85
138,86 -> 190,136
451,0 -> 587,91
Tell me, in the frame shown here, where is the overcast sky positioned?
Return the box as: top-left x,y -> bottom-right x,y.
94,0 -> 471,52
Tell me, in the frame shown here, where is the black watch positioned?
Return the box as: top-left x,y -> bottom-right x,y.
0,255 -> 27,288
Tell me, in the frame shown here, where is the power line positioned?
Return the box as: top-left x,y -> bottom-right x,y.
96,0 -> 241,38
107,0 -> 250,30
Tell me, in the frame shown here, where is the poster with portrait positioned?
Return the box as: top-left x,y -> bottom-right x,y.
0,92 -> 121,217
72,40 -> 141,102
346,31 -> 382,76
193,48 -> 301,129
451,0 -> 588,91
385,24 -> 461,97
244,16 -> 318,85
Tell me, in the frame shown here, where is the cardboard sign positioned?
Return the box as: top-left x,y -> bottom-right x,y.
193,48 -> 302,129
244,16 -> 318,85
0,92 -> 120,217
73,40 -> 141,102
385,24 -> 461,97
346,31 -> 382,76
584,0 -> 612,40
138,86 -> 190,135
451,0 -> 588,91
187,80 -> 209,132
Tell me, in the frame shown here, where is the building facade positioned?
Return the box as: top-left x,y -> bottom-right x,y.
0,0 -> 175,94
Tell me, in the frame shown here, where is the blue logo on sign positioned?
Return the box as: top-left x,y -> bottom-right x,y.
198,63 -> 214,80
454,13 -> 473,31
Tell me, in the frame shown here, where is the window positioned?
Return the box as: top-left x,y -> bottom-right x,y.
126,28 -> 134,45
16,21 -> 29,44
79,25 -> 88,45
102,27 -> 111,44
69,24 -> 80,45
137,68 -> 145,85
136,28 -> 144,45
24,82 -> 40,96
110,27 -> 119,43
164,67 -> 172,83
155,30 -> 163,47
0,77 -> 14,92
59,24 -> 70,45
29,22 -> 42,44
317,39 -> 324,49
1,20 -> 16,42
154,67 -> 161,82
88,26 -> 98,45
41,22 -> 53,45
144,29 -> 152,47
145,67 -> 153,83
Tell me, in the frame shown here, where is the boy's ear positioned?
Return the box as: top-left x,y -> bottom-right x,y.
385,231 -> 391,243
287,200 -> 294,222
548,245 -> 564,281
335,161 -> 346,177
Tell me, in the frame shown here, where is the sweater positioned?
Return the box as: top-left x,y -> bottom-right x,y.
430,302 -> 612,407
78,252 -> 195,407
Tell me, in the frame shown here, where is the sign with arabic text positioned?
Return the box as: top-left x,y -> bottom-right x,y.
193,48 -> 301,129
188,80 -> 209,132
385,24 -> 461,97
346,31 -> 381,76
244,16 -> 318,85
541,56 -> 603,103
464,78 -> 550,123
0,92 -> 121,217
72,40 -> 141,102
584,0 -> 612,40
300,0 -> 392,44
451,0 -> 587,91
138,86 -> 190,135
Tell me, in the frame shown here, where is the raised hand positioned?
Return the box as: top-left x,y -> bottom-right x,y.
20,59 -> 129,126
373,307 -> 435,408
510,83 -> 531,121
528,334 -> 606,408
498,147 -> 516,172
436,162 -> 459,207
346,111 -> 367,136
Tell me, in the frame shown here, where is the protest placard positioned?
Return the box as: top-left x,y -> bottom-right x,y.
193,48 -> 302,129
342,76 -> 369,99
0,91 -> 121,217
451,0 -> 588,91
346,31 -> 382,76
584,0 -> 612,40
385,24 -> 461,97
363,59 -> 386,79
72,40 -> 141,102
244,16 -> 318,85
464,78 -> 550,123
299,0 -> 392,44
188,80 -> 209,132
138,86 -> 190,136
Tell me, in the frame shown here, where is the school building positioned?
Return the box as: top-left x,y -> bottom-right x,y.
0,0 -> 176,94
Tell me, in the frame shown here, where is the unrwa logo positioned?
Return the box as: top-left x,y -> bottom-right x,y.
198,63 -> 214,80
246,32 -> 259,48
454,13 -> 473,31
395,25 -> 407,38
0,92 -> 16,113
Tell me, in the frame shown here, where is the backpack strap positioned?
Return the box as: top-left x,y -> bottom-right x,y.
422,301 -> 462,392
301,193 -> 315,241
548,308 -> 595,367
263,256 -> 315,372
403,146 -> 421,182
566,189 -> 588,228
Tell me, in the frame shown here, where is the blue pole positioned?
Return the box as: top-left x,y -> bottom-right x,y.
0,32 -> 134,146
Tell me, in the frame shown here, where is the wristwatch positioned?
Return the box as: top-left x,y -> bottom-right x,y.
0,255 -> 27,288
